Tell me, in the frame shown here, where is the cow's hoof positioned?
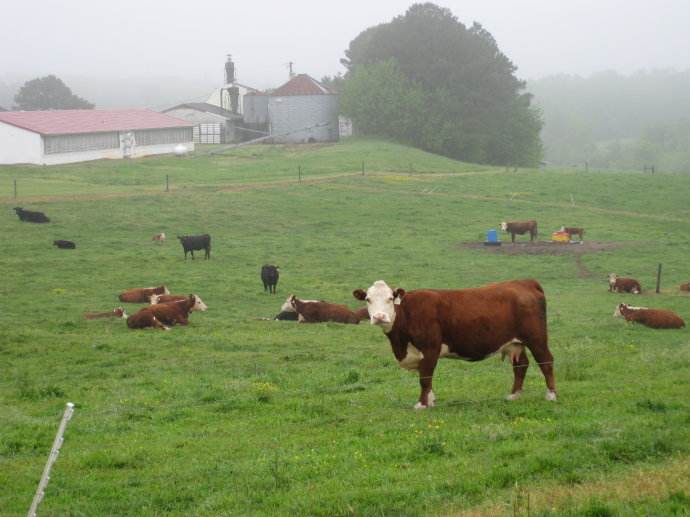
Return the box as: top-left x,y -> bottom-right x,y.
545,390 -> 557,401
427,390 -> 436,407
505,391 -> 522,401
413,402 -> 428,410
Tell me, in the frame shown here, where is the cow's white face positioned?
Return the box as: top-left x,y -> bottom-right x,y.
500,222 -> 508,231
280,296 -> 294,312
282,296 -> 318,312
608,273 -> 617,285
613,304 -> 625,317
163,286 -> 170,295
192,295 -> 208,312
360,280 -> 400,332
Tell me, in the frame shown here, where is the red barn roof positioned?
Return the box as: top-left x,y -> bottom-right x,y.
0,108 -> 192,135
271,74 -> 333,96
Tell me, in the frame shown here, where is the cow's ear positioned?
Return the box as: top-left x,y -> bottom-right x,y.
393,288 -> 406,300
353,289 -> 366,300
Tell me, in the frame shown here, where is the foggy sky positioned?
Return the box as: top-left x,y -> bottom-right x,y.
2,0 -> 689,102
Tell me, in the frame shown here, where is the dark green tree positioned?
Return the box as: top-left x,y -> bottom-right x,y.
340,3 -> 542,166
320,73 -> 346,94
13,75 -> 94,111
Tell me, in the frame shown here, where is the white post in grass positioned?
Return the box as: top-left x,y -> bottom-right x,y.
27,402 -> 75,517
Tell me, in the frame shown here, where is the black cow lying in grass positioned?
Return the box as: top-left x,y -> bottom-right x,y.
14,207 -> 50,223
54,240 -> 76,249
178,234 -> 211,260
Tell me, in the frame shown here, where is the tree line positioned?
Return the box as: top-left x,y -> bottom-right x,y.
326,3 -> 543,168
529,70 -> 690,173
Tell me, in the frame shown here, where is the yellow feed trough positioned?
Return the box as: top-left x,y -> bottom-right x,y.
551,231 -> 570,243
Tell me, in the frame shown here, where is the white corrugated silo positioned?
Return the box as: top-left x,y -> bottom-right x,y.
268,74 -> 339,143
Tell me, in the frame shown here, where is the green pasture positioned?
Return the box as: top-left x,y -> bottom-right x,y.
1,139 -> 689,516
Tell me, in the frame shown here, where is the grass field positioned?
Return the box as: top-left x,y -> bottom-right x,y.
1,138 -> 689,516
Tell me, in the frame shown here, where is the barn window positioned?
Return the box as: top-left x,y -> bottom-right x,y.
133,127 -> 192,146
44,132 -> 120,154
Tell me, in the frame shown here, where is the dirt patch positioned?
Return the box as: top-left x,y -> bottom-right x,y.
461,240 -> 624,256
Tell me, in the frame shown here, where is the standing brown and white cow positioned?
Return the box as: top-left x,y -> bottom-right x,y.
353,279 -> 556,409
500,220 -> 538,243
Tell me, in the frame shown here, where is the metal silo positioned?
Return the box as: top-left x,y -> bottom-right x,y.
268,74 -> 339,143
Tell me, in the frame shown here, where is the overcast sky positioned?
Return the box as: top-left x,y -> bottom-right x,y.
2,0 -> 689,92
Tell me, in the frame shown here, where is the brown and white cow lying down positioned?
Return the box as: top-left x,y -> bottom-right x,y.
614,303 -> 685,329
119,285 -> 169,303
150,294 -> 208,310
680,283 -> 690,292
608,274 -> 641,294
127,294 -> 206,330
500,220 -> 538,243
353,279 -> 556,409
289,295 -> 364,324
84,307 -> 128,319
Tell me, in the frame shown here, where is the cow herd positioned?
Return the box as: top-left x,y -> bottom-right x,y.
10,207 -> 690,409
111,285 -> 209,331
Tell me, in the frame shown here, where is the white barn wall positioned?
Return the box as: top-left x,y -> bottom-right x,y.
40,141 -> 195,165
269,95 -> 339,143
0,122 -> 42,164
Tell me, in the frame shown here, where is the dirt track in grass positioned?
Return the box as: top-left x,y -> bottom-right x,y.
461,240 -> 624,256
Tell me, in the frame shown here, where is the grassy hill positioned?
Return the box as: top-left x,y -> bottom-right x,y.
1,138 -> 689,516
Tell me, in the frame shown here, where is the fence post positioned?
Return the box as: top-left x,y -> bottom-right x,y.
14,179 -> 17,199
656,263 -> 662,294
165,175 -> 169,192
27,402 -> 75,517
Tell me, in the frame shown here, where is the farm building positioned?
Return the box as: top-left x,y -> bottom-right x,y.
162,102 -> 242,144
0,108 -> 193,165
268,74 -> 339,143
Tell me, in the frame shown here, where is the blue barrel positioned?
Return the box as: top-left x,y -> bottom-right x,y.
487,229 -> 499,243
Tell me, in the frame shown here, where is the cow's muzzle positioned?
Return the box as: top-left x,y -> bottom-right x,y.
371,313 -> 391,325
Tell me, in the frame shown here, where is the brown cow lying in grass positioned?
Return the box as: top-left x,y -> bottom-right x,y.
289,295 -> 363,324
127,294 -> 206,330
119,285 -> 169,303
608,274 -> 641,294
614,303 -> 685,329
84,307 -> 128,319
150,294 -> 208,311
680,283 -> 690,292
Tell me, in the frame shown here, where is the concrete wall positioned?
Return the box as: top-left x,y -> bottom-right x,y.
243,95 -> 269,125
0,122 -> 42,164
268,95 -> 339,144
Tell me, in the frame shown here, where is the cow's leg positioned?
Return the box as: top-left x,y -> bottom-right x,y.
511,232 -> 515,243
507,351 -> 529,400
191,249 -> 195,260
415,353 -> 439,409
528,345 -> 556,401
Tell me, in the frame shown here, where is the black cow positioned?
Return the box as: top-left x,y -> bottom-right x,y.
178,234 -> 211,260
261,265 -> 279,293
14,207 -> 50,223
53,240 -> 76,249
